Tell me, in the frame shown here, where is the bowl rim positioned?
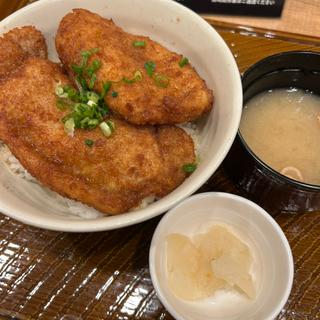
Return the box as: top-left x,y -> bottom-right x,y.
149,192 -> 294,320
242,50 -> 320,90
240,50 -> 320,191
0,0 -> 242,232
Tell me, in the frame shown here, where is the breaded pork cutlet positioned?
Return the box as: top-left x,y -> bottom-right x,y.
0,26 -> 47,78
0,28 -> 195,214
56,9 -> 213,125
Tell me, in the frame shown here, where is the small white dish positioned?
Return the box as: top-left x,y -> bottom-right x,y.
0,0 -> 242,232
149,192 -> 294,320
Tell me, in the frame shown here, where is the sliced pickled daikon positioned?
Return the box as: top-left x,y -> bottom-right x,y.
166,233 -> 225,300
196,225 -> 255,299
211,253 -> 255,299
166,225 -> 255,301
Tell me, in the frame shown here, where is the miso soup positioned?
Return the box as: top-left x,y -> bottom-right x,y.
240,88 -> 320,185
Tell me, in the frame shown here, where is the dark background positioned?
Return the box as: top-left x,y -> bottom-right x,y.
174,0 -> 285,17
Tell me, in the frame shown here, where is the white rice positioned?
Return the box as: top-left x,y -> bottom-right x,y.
0,124 -> 199,219
131,195 -> 157,211
0,142 -> 102,219
179,122 -> 201,156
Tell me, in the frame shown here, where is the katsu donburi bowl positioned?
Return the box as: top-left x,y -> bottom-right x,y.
0,0 -> 242,232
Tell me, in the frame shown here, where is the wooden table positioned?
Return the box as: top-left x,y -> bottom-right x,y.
205,0 -> 320,39
0,2 -> 319,320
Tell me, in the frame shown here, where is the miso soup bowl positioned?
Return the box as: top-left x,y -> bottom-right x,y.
224,51 -> 320,214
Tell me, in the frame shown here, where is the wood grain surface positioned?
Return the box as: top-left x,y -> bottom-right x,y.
0,161 -> 319,320
0,0 -> 29,20
0,4 -> 320,320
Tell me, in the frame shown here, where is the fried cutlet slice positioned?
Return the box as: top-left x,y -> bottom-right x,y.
0,58 -> 195,214
4,26 -> 47,59
55,9 -> 213,125
0,26 -> 47,78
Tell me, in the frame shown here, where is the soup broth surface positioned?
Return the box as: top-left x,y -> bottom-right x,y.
240,88 -> 320,185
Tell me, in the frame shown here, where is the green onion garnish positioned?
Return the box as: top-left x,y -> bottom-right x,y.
144,61 -> 170,88
71,64 -> 83,75
72,48 -> 100,78
81,48 -> 100,58
55,84 -> 66,97
179,56 -> 189,68
134,70 -> 142,81
85,139 -> 94,147
87,100 -> 97,107
123,70 -> 143,84
182,163 -> 197,173
144,61 -> 156,77
112,91 -> 118,98
100,120 -> 115,137
64,86 -> 79,101
133,40 -> 146,48
86,91 -> 100,104
64,117 -> 75,136
106,120 -> 115,132
86,59 -> 101,77
154,73 -> 169,88
101,81 -> 112,98
88,73 -> 97,90
56,49 -> 114,137
56,97 -> 71,110
75,77 -> 88,92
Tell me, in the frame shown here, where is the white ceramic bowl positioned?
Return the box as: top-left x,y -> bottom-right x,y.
0,0 -> 242,232
149,192 -> 294,320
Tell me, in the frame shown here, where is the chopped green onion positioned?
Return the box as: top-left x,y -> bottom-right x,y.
59,96 -> 107,130
81,48 -> 100,58
80,48 -> 99,70
80,118 -> 99,129
88,73 -> 97,89
64,117 -> 75,136
182,163 -> 197,173
81,51 -> 90,58
144,61 -> 156,77
85,139 -> 94,147
76,76 -> 88,91
56,98 -> 70,110
86,59 -> 101,77
91,59 -> 101,69
106,120 -> 115,131
112,91 -> 118,98
133,40 -> 146,47
101,81 -> 112,98
56,48 -> 114,138
89,48 -> 100,54
55,84 -> 64,96
123,70 -> 143,84
87,100 -> 97,107
100,120 -> 115,137
98,101 -> 109,117
154,73 -> 169,88
122,77 -> 132,84
100,121 -> 112,137
72,48 -> 100,79
134,70 -> 143,81
179,57 -> 189,68
71,64 -> 83,75
55,84 -> 69,99
86,91 -> 100,104
64,86 -> 79,101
